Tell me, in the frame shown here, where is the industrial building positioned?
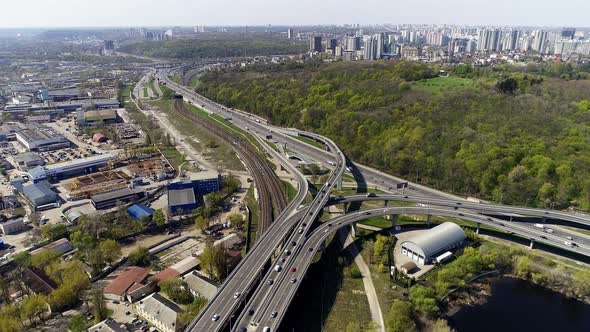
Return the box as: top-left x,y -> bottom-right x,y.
167,173 -> 222,216
0,217 -> 27,235
21,180 -> 59,208
31,238 -> 74,256
28,153 -> 117,182
77,109 -> 118,126
0,122 -> 27,141
128,204 -> 155,221
90,187 -> 145,210
14,152 -> 45,170
400,222 -> 466,265
15,123 -> 70,151
3,98 -> 120,114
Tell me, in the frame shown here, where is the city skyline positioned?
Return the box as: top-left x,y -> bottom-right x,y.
1,0 -> 590,28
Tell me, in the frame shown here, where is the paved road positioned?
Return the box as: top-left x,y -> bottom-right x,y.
251,205 -> 590,331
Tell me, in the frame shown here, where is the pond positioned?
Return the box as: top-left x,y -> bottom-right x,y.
449,277 -> 590,332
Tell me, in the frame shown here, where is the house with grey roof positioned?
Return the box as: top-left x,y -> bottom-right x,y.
133,293 -> 185,332
181,270 -> 218,300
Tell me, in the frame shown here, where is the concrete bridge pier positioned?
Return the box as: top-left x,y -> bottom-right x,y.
476,222 -> 481,234
350,222 -> 358,238
336,174 -> 343,190
529,239 -> 535,249
426,215 -> 432,228
383,200 -> 389,207
391,215 -> 398,234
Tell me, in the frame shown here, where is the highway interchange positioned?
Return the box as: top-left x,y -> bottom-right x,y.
149,67 -> 590,332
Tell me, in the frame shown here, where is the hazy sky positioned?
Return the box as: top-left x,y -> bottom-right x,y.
1,0 -> 589,28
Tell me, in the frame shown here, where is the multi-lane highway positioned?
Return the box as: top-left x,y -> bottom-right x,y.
153,67 -> 590,332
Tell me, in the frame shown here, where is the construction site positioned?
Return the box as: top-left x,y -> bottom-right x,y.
65,170 -> 131,199
122,146 -> 175,179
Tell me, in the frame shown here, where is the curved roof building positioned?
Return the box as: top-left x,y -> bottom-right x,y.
400,222 -> 466,265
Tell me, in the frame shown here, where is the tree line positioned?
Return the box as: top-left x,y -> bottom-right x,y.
195,60 -> 590,210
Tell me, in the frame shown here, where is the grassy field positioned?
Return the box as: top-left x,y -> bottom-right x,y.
120,84 -> 186,170
290,134 -> 325,149
148,79 -> 158,97
282,180 -> 298,202
148,99 -> 245,171
414,76 -> 474,94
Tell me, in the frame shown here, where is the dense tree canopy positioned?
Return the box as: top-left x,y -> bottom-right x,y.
196,60 -> 590,209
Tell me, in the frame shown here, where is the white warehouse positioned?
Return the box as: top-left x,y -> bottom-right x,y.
15,123 -> 70,151
28,153 -> 117,181
400,222 -> 466,265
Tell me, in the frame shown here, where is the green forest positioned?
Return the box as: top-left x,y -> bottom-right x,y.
195,60 -> 590,210
118,35 -> 307,59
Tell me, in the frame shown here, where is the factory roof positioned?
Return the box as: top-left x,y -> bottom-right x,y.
90,187 -> 138,204
168,188 -> 196,206
22,180 -> 57,203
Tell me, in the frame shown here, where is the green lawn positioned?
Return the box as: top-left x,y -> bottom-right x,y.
290,134 -> 325,149
282,180 -> 298,202
149,79 -> 158,97
414,76 -> 474,94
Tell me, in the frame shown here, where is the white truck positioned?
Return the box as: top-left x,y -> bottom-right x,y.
533,223 -> 545,229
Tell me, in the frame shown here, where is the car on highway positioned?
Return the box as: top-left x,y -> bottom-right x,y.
366,192 -> 376,197
267,279 -> 274,285
290,267 -> 297,273
545,228 -> 554,233
564,241 -> 576,247
270,311 -> 278,318
274,265 -> 282,272
566,236 -> 573,240
291,278 -> 297,283
284,249 -> 291,255
308,247 -> 314,252
291,241 -> 297,246
248,308 -> 255,316
540,235 -> 548,239
234,292 -> 241,299
280,257 -> 286,263
298,227 -> 304,234
212,314 -> 220,322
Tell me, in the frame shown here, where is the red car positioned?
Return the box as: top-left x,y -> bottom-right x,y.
290,267 -> 297,273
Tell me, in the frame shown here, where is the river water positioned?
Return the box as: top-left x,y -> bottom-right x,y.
449,277 -> 590,332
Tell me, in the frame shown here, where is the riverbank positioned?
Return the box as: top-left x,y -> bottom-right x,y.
448,277 -> 590,332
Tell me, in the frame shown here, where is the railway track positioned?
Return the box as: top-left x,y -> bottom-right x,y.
172,100 -> 287,235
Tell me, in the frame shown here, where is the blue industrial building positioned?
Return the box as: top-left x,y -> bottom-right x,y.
167,174 -> 222,216
128,204 -> 155,221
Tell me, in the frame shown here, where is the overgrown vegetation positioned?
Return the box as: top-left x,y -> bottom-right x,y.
197,60 -> 590,209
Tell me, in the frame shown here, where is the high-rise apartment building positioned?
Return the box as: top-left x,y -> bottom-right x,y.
532,30 -> 549,53
287,28 -> 294,40
477,28 -> 501,52
310,36 -> 322,52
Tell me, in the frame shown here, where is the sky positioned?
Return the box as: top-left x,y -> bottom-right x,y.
1,0 -> 589,28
